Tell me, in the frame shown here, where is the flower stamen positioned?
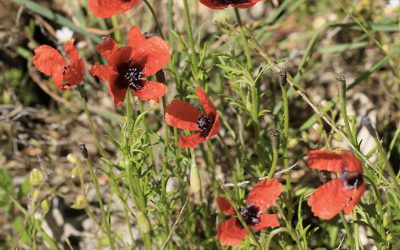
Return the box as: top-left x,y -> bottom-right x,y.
124,67 -> 143,90
239,205 -> 260,226
197,115 -> 214,137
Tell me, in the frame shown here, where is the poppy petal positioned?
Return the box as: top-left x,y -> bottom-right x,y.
232,0 -> 262,8
217,218 -> 247,246
96,38 -> 120,61
307,150 -> 345,173
251,214 -> 279,231
90,64 -> 118,81
108,74 -> 128,106
196,87 -> 216,116
133,81 -> 167,103
88,0 -> 140,18
178,133 -> 206,148
63,59 -> 85,86
199,0 -> 229,9
33,45 -> 67,77
343,180 -> 366,214
64,39 -> 79,62
52,69 -> 67,90
246,178 -> 282,212
127,26 -> 147,53
342,151 -> 363,174
108,46 -> 132,69
216,197 -> 235,216
128,26 -> 170,77
165,100 -> 202,131
206,112 -> 220,139
307,178 -> 353,220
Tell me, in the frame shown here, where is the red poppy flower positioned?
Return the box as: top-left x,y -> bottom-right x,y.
307,149 -> 366,220
88,0 -> 140,18
33,39 -> 84,90
90,26 -> 170,105
216,178 -> 282,246
200,0 -> 263,9
165,87 -> 220,148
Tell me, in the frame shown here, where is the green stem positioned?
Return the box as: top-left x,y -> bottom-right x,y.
339,212 -> 356,250
268,130 -> 279,178
183,0 -> 199,80
233,8 -> 252,72
143,0 -> 165,39
85,157 -> 116,250
77,85 -> 107,158
111,15 -> 122,45
337,75 -> 357,147
280,71 -> 291,189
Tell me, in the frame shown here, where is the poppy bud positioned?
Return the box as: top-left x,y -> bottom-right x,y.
288,138 -> 298,148
333,133 -> 343,142
32,189 -> 41,201
136,212 -> 151,234
383,212 -> 392,228
268,129 -> 279,149
30,169 -> 44,186
190,164 -> 201,194
78,143 -> 88,159
278,70 -> 287,87
41,199 -> 50,214
386,233 -> 393,242
72,194 -> 88,209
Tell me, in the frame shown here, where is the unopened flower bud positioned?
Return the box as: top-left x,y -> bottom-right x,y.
73,194 -> 88,209
30,169 -> 44,186
383,212 -> 392,228
278,70 -> 287,86
71,166 -> 79,178
78,143 -> 88,159
190,164 -> 201,194
32,189 -> 41,201
41,199 -> 50,214
136,212 -> 151,234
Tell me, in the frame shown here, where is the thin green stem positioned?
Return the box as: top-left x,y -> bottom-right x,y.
339,212 -> 356,250
233,8 -> 252,72
280,71 -> 291,190
77,85 -> 107,158
337,75 -> 357,147
85,157 -> 116,250
268,130 -> 279,178
183,0 -> 199,80
143,0 -> 165,39
111,15 -> 122,45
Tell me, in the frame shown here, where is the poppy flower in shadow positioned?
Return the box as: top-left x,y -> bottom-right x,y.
90,26 -> 170,106
165,87 -> 220,148
33,39 -> 84,90
200,0 -> 263,9
307,149 -> 366,220
216,179 -> 282,246
88,0 -> 140,18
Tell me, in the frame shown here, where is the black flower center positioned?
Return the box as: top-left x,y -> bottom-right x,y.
239,205 -> 260,226
123,67 -> 143,90
197,115 -> 214,137
341,171 -> 363,190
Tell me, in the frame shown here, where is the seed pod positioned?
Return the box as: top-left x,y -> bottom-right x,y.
190,161 -> 201,194
136,212 -> 151,234
30,169 -> 44,186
